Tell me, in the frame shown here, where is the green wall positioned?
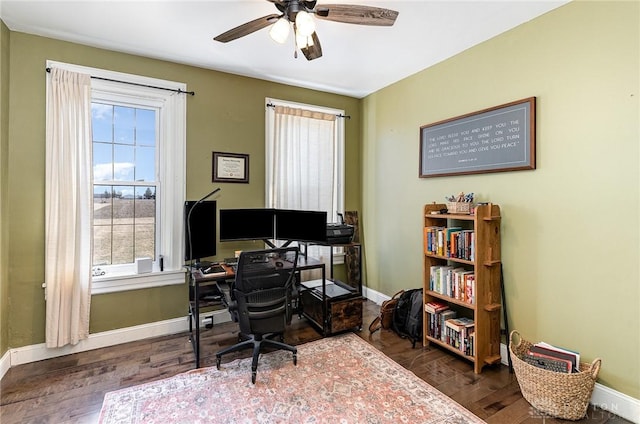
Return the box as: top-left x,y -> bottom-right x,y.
361,1 -> 639,399
0,21 -> 10,357
5,32 -> 360,346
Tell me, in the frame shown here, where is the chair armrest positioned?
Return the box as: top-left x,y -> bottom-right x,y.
216,281 -> 238,319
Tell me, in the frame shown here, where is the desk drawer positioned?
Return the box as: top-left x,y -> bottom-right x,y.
329,297 -> 363,333
301,290 -> 362,334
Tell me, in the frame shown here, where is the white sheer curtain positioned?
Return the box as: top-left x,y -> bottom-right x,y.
267,105 -> 337,212
45,67 -> 93,348
266,104 -> 342,277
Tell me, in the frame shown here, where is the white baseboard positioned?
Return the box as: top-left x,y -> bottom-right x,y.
0,349 -> 10,380
362,286 -> 389,305
5,308 -> 231,369
590,382 -> 640,423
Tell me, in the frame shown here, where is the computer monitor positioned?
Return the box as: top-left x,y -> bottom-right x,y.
184,200 -> 217,261
275,209 -> 327,244
219,208 -> 276,241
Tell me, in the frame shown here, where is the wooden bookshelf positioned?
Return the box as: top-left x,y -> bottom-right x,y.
423,203 -> 502,373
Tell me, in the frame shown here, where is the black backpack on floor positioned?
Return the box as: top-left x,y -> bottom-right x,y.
391,288 -> 423,348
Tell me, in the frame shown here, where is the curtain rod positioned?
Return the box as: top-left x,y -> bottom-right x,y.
45,67 -> 195,96
266,102 -> 350,119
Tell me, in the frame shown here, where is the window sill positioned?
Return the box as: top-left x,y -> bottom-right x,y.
92,269 -> 186,295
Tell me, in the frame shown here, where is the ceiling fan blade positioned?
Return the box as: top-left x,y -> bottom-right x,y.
214,14 -> 281,43
267,0 -> 288,14
314,4 -> 398,26
302,0 -> 318,10
300,32 -> 323,61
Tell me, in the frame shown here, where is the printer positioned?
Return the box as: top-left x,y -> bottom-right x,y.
326,223 -> 354,245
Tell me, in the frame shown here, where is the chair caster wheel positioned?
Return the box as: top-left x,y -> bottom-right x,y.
293,353 -> 297,366
216,356 -> 221,370
251,372 -> 257,384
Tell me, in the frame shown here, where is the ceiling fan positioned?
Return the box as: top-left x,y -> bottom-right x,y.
213,0 -> 399,61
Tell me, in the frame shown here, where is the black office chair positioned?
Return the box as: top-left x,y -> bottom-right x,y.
215,247 -> 299,383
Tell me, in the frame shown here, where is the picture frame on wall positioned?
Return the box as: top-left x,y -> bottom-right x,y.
212,151 -> 249,183
419,97 -> 536,178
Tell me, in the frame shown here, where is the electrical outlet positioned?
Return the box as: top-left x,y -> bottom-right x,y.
201,316 -> 213,327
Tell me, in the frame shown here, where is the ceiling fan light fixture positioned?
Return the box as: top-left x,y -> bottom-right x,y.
269,17 -> 290,44
296,32 -> 314,49
295,10 -> 315,37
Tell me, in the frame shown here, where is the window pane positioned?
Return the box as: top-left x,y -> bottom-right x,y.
112,186 -> 134,225
136,108 -> 156,146
112,224 -> 134,265
114,106 -> 135,144
135,146 -> 155,182
113,145 -> 135,181
93,142 -> 113,181
91,103 -> 113,142
135,186 -> 155,260
135,224 -> 155,260
93,185 -> 113,266
93,226 -> 112,266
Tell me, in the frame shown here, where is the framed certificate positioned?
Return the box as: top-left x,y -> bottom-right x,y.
212,151 -> 249,183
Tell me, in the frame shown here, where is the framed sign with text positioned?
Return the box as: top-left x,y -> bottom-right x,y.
419,97 -> 536,178
212,151 -> 249,183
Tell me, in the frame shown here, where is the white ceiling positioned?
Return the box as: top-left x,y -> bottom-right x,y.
0,0 -> 569,98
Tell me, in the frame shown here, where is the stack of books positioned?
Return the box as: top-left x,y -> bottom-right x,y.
428,266 -> 475,304
523,342 -> 580,373
444,317 -> 475,356
424,226 -> 475,260
425,301 -> 476,356
425,301 -> 454,341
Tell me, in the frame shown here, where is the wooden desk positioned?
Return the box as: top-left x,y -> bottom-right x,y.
188,256 -> 325,368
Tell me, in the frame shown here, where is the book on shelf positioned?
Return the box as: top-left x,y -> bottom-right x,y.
425,301 -> 448,314
445,227 -> 462,257
445,317 -> 475,355
425,304 -> 452,340
424,226 -> 475,260
428,265 -> 475,304
424,226 -> 444,255
439,310 -> 457,342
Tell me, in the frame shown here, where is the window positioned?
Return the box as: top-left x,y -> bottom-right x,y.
92,103 -> 158,272
47,61 -> 187,294
265,98 -> 345,259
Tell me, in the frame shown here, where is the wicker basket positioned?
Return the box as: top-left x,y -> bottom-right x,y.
446,202 -> 471,214
509,331 -> 601,420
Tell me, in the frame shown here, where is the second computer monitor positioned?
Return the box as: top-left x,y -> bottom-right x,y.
275,209 -> 327,244
219,208 -> 275,241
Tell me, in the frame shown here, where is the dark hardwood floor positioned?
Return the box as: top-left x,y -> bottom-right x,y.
0,300 -> 631,423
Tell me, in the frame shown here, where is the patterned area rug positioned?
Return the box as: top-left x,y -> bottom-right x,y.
98,333 -> 483,423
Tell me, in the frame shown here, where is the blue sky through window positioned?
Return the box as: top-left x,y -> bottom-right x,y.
92,103 -> 157,198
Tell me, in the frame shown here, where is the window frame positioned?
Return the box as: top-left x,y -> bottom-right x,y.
46,61 -> 187,294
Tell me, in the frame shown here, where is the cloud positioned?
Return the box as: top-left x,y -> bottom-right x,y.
91,103 -> 112,121
93,162 -> 134,181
